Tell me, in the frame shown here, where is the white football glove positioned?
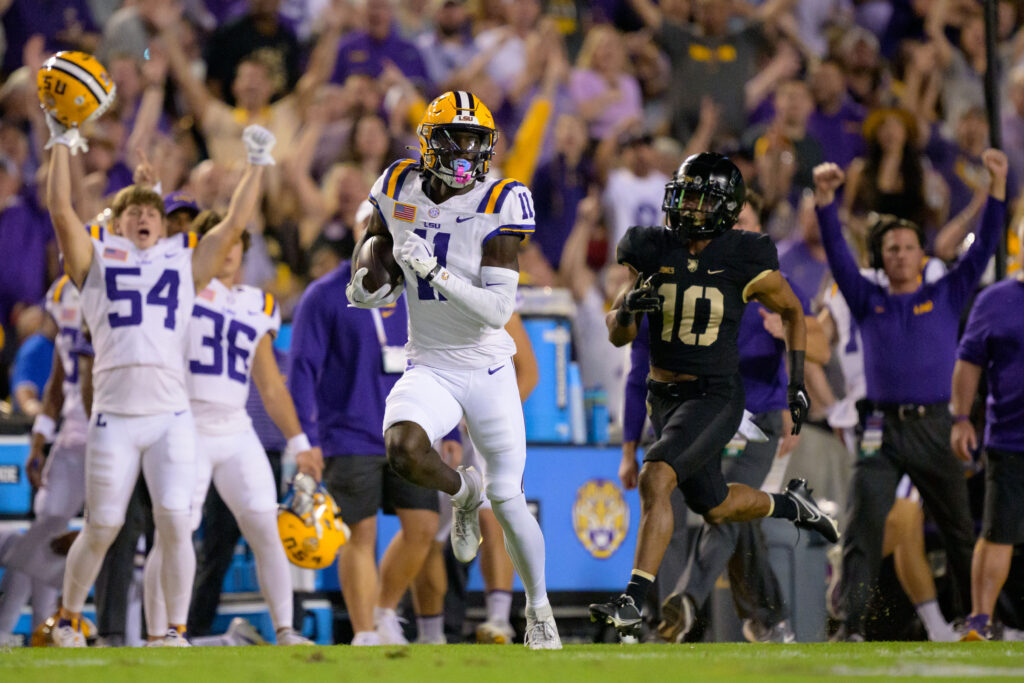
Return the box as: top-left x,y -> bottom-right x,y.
44,114 -> 89,156
398,232 -> 440,281
242,124 -> 276,166
345,266 -> 402,308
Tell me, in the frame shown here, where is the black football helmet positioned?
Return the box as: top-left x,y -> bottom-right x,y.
662,153 -> 745,240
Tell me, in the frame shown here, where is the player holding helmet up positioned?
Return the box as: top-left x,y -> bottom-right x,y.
42,52 -> 276,645
589,153 -> 839,640
346,91 -> 561,649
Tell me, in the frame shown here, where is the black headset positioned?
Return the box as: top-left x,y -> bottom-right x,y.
867,213 -> 926,269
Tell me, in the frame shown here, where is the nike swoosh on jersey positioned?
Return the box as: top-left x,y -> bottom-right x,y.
456,216 -> 473,223
485,282 -> 502,287
708,269 -> 725,274
488,365 -> 504,375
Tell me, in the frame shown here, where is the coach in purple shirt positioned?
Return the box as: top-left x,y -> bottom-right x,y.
950,250 -> 1024,640
812,150 -> 1008,641
329,2 -> 430,90
287,259 -> 440,645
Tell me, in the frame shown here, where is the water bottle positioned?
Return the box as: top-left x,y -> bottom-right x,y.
568,363 -> 586,444
586,387 -> 610,445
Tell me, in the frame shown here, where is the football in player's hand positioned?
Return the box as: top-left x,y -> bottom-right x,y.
355,235 -> 404,294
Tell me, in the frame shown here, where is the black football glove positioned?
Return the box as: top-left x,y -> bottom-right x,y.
787,349 -> 809,435
623,276 -> 662,314
787,384 -> 810,434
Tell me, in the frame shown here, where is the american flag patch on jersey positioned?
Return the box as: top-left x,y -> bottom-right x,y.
393,203 -> 417,222
103,246 -> 128,261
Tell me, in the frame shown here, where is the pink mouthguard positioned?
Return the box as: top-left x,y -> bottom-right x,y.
453,159 -> 473,184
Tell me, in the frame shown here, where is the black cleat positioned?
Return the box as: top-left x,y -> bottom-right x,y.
589,594 -> 642,637
785,478 -> 840,543
658,592 -> 696,643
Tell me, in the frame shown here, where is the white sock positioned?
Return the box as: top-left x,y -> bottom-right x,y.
490,494 -> 548,610
0,569 -> 32,632
143,536 -> 168,638
374,606 -> 396,625
915,600 -> 950,638
153,509 -> 196,627
62,522 -> 121,613
238,511 -> 295,631
485,590 -> 512,624
416,614 -> 444,642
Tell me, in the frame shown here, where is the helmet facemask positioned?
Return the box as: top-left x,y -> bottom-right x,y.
663,173 -> 742,240
420,124 -> 495,189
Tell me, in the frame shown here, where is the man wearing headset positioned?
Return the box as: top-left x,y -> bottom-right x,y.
812,150 -> 1008,641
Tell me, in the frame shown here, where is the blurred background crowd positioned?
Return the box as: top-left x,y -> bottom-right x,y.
2,0 -> 1024,644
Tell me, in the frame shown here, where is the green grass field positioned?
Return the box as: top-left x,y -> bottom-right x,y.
4,642 -> 1024,682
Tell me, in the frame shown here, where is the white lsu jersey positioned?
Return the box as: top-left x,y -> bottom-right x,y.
187,279 -> 280,434
44,275 -> 88,445
79,227 -> 197,415
369,159 -> 533,369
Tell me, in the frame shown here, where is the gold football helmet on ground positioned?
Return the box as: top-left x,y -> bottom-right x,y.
278,473 -> 349,570
417,90 -> 497,188
37,51 -> 116,127
33,614 -> 97,647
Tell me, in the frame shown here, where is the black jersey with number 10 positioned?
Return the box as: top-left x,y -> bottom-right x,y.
617,225 -> 779,378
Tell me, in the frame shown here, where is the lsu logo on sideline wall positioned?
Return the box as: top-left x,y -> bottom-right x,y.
572,479 -> 628,559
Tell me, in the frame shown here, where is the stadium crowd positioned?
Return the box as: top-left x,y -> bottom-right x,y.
1,0 -> 1024,646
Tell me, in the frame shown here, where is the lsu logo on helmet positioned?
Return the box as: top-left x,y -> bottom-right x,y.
37,51 -> 117,127
278,473 -> 350,570
417,91 -> 497,189
572,479 -> 629,559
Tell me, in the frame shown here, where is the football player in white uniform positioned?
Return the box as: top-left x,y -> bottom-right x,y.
0,276 -> 87,643
143,210 -> 320,646
44,114 -> 276,647
346,91 -> 560,649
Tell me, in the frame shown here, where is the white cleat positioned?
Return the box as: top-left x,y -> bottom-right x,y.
476,620 -> 515,644
276,628 -> 313,646
161,628 -> 191,647
451,466 -> 484,563
351,631 -> 381,646
524,606 -> 562,650
414,634 -> 447,645
226,617 -> 267,646
376,610 -> 409,645
51,620 -> 86,648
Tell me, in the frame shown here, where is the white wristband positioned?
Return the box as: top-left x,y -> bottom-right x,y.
32,414 -> 56,443
284,433 -> 312,459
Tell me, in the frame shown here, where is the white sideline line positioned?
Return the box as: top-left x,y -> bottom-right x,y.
833,664 -> 1024,678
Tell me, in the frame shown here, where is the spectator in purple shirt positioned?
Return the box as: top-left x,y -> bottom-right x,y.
1,0 -> 99,75
568,25 -> 643,141
288,260 -> 439,646
527,113 -> 593,271
951,238 -> 1024,641
807,59 -> 866,170
0,159 -> 55,333
329,1 -> 430,91
812,149 -> 1008,641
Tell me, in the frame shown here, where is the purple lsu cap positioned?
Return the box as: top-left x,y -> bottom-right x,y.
163,191 -> 200,216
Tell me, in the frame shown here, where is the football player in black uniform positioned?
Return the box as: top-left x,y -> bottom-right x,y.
589,153 -> 839,639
